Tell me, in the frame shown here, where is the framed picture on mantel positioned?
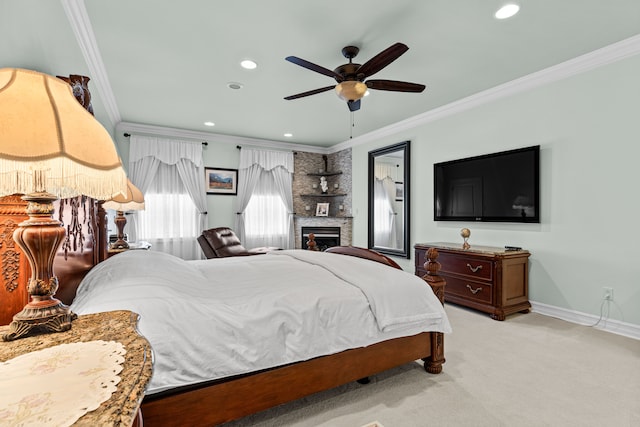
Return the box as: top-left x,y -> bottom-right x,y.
316,203 -> 329,217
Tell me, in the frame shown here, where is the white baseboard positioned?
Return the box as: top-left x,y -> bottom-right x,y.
531,301 -> 640,341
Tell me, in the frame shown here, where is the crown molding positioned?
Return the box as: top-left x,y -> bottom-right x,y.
337,33 -> 640,151
61,0 -> 121,127
116,122 -> 330,154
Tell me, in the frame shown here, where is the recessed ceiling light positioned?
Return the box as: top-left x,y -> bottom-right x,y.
240,59 -> 257,70
227,82 -> 243,90
284,133 -> 293,138
495,4 -> 520,19
204,121 -> 215,127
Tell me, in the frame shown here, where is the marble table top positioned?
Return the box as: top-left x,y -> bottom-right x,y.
0,310 -> 152,426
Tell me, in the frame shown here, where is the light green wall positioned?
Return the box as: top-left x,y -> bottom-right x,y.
201,144 -> 241,229
352,54 -> 640,326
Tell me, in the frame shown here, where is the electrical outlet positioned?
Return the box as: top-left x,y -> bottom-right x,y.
603,287 -> 614,301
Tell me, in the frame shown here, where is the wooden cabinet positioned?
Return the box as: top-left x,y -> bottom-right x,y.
415,242 -> 531,320
0,195 -> 30,326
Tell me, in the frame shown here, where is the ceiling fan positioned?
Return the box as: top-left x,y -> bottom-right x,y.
284,42 -> 426,112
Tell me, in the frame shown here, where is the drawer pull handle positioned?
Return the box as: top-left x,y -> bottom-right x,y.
466,263 -> 483,273
466,284 -> 483,294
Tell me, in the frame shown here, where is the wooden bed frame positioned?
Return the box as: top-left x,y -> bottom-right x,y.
141,246 -> 446,426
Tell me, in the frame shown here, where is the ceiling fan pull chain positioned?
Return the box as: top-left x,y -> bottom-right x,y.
350,112 -> 355,139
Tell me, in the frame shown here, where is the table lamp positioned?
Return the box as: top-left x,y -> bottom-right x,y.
0,68 -> 127,341
103,179 -> 145,250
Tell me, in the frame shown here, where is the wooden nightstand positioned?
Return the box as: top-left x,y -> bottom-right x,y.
0,310 -> 152,426
107,241 -> 152,258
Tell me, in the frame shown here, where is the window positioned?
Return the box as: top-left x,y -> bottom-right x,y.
243,171 -> 288,249
137,163 -> 200,259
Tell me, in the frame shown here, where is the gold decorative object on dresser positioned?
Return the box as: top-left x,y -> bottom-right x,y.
0,310 -> 152,426
415,242 -> 531,320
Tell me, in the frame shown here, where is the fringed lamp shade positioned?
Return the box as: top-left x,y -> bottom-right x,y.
103,179 -> 145,250
0,68 -> 126,199
0,68 -> 127,341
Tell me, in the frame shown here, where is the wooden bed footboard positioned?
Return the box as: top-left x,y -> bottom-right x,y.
141,246 -> 446,426
142,331 -> 443,426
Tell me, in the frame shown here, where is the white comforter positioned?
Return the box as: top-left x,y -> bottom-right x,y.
71,250 -> 451,395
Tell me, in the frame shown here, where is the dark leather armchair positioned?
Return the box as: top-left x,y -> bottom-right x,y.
197,227 -> 279,258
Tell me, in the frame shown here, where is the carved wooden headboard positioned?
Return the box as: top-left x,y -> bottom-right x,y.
0,74 -> 109,325
53,197 -> 108,304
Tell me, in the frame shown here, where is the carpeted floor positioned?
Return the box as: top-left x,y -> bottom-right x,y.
222,304 -> 640,427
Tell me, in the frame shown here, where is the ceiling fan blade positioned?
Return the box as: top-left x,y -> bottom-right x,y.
347,99 -> 361,112
366,79 -> 426,93
285,56 -> 343,81
356,43 -> 409,78
284,85 -> 335,100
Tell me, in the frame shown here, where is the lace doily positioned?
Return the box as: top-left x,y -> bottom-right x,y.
0,340 -> 126,426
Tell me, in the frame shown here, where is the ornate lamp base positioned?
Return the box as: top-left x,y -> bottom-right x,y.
109,210 -> 129,250
1,191 -> 76,341
2,299 -> 76,341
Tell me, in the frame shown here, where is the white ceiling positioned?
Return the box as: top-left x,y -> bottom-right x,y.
2,1 -> 640,148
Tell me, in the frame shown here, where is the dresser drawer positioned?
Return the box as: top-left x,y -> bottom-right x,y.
443,275 -> 493,304
438,253 -> 493,281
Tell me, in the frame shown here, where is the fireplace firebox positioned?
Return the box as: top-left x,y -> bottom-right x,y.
301,226 -> 340,251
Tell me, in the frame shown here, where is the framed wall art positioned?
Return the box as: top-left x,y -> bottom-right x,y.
205,167 -> 238,195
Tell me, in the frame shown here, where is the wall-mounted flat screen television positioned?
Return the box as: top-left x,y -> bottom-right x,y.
434,145 -> 540,223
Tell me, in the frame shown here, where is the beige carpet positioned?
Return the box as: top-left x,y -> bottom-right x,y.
223,304 -> 640,426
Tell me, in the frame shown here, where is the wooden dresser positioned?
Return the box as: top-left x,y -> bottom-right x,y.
415,242 -> 531,320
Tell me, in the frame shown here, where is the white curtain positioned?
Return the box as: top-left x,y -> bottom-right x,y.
128,135 -> 208,259
234,164 -> 263,245
236,148 -> 294,249
373,162 -> 397,248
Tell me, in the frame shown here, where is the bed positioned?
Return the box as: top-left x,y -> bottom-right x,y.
0,191 -> 450,426
66,244 -> 450,426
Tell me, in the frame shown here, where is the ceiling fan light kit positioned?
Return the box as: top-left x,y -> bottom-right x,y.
335,81 -> 367,102
284,42 -> 425,112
